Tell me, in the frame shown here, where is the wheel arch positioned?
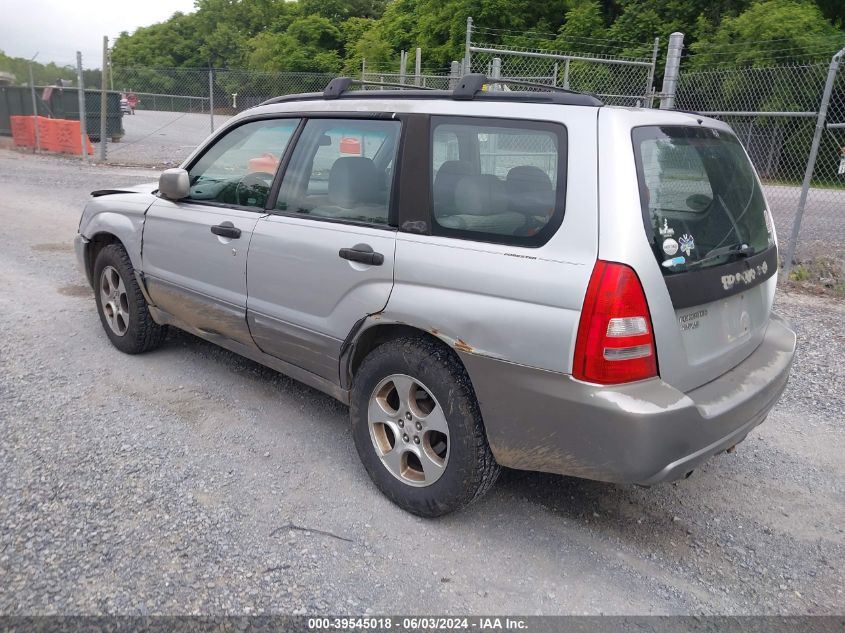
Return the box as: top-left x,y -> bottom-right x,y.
84,232 -> 126,287
341,319 -> 475,393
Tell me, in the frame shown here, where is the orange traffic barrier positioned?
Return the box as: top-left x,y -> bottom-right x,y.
340,137 -> 361,155
248,152 -> 280,173
10,115 -> 94,156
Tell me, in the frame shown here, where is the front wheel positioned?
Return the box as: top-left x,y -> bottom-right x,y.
92,243 -> 167,354
350,337 -> 500,517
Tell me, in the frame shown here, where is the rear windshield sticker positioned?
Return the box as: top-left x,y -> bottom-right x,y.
662,256 -> 685,268
662,238 -> 679,256
679,234 -> 696,257
659,219 -> 675,237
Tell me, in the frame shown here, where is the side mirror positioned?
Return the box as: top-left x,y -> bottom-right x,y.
158,168 -> 190,200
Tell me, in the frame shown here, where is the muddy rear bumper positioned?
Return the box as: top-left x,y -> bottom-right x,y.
460,312 -> 796,484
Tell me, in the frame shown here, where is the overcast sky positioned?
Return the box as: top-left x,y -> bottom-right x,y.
0,0 -> 197,67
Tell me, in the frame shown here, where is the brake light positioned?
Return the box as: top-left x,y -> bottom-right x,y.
573,261 -> 658,384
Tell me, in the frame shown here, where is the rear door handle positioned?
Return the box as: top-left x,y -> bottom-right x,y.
339,244 -> 384,266
211,223 -> 241,239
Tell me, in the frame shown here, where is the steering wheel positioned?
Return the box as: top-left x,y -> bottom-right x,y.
235,171 -> 275,207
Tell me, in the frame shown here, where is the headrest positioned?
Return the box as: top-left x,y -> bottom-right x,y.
454,174 -> 508,216
328,157 -> 379,208
506,165 -> 553,195
433,160 -> 475,210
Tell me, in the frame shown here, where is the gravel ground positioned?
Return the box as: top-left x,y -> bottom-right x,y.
0,148 -> 843,616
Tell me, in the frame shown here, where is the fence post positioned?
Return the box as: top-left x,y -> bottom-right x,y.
27,58 -> 41,152
450,61 -> 461,89
208,67 -> 215,133
563,58 -> 571,89
399,51 -> 407,84
361,58 -> 366,80
659,32 -> 684,110
783,46 -> 845,277
464,17 -> 473,74
552,62 -> 558,87
646,37 -> 660,108
490,57 -> 502,91
99,36 -> 108,161
415,48 -> 422,86
75,52 -> 88,162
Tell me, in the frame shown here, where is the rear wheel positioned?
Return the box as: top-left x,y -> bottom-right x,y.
93,243 -> 167,354
350,336 -> 500,517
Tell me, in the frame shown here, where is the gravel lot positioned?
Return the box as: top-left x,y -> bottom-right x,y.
0,148 -> 843,616
97,111 -> 231,168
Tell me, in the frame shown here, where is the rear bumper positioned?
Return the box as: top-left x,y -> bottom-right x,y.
460,312 -> 796,484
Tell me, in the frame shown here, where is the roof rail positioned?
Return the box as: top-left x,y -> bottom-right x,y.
453,73 -> 599,101
323,76 -> 435,99
258,74 -> 603,107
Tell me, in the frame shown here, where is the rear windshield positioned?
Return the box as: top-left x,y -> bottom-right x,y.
632,126 -> 773,274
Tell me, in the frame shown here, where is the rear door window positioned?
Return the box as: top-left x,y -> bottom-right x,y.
430,117 -> 567,247
632,126 -> 774,273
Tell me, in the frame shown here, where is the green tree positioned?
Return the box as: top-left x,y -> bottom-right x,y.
690,0 -> 844,67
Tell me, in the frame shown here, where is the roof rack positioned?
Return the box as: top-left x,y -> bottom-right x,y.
322,77 -> 436,99
259,74 -> 603,107
452,73 -> 594,100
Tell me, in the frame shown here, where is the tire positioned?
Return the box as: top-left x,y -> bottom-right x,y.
350,336 -> 500,517
92,243 -> 167,354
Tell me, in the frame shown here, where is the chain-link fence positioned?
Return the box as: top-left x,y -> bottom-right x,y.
78,66 -> 335,165
467,22 -> 660,106
2,27 -> 843,278
674,53 -> 845,272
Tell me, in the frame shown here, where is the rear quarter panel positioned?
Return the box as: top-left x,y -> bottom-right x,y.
386,103 -> 600,373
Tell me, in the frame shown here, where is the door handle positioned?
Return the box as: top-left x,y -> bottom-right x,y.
339,244 -> 384,266
211,223 -> 241,239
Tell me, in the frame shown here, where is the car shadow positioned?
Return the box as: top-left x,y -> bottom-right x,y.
161,328 -> 713,547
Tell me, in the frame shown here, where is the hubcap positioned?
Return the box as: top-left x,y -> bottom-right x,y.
367,374 -> 450,487
99,265 -> 130,336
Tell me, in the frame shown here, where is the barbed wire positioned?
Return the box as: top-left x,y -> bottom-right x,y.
471,26 -> 648,47
469,41 -> 654,64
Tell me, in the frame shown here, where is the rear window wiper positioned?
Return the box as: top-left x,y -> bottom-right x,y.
684,243 -> 754,270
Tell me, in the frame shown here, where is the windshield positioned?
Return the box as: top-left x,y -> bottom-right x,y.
632,126 -> 774,274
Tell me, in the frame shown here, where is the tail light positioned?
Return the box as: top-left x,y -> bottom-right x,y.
573,260 -> 658,384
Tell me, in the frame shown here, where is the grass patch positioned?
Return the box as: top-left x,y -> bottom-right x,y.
786,256 -> 845,297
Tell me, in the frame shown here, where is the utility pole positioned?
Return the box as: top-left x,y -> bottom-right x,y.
27,53 -> 41,152
99,36 -> 108,162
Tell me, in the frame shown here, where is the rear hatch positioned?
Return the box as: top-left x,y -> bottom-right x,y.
632,125 -> 777,391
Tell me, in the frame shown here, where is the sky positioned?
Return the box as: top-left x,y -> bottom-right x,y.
0,0 -> 197,67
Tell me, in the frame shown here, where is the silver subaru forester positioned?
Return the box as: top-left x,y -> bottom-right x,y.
75,75 -> 796,517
